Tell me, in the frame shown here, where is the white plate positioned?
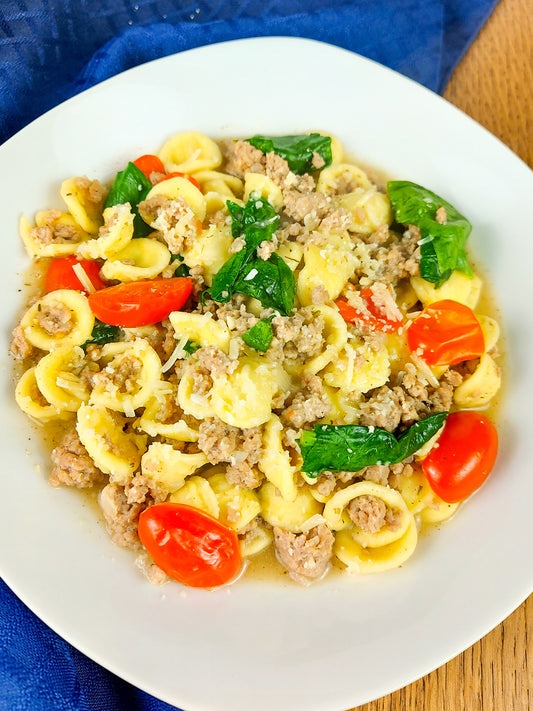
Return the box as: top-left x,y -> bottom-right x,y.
1,37 -> 532,711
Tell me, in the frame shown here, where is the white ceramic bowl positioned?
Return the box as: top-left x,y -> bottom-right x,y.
1,37 -> 532,711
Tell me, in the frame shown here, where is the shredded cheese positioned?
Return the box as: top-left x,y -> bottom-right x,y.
72,263 -> 96,294
161,334 -> 188,373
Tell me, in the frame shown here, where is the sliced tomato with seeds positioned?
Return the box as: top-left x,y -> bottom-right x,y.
407,299 -> 485,366
88,277 -> 192,327
44,257 -> 106,294
133,154 -> 165,179
335,287 -> 403,333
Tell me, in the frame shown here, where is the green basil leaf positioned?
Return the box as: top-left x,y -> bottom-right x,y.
241,315 -> 275,352
105,161 -> 153,238
183,340 -> 201,355
246,134 -> 332,174
298,412 -> 448,477
209,195 -> 295,313
234,254 -> 295,316
387,180 -> 472,287
82,320 -> 122,349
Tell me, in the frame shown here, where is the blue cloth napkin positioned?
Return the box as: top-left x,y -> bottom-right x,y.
0,1 -> 498,709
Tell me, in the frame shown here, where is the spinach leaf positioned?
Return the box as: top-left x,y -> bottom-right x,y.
246,134 -> 332,175
170,254 -> 191,277
298,412 -> 448,477
209,196 -> 295,315
241,315 -> 275,352
83,320 -> 122,349
183,340 -> 201,355
105,161 -> 153,238
234,254 -> 295,316
387,180 -> 472,287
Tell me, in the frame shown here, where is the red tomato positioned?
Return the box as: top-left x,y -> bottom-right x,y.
88,277 -> 193,327
138,503 -> 242,588
133,154 -> 165,178
158,171 -> 201,191
422,411 -> 498,503
45,257 -> 106,294
407,299 -> 485,366
335,288 -> 403,333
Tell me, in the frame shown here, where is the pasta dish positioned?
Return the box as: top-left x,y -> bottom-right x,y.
11,131 -> 501,587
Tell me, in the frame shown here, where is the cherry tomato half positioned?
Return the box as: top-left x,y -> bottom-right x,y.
133,154 -> 165,179
157,171 -> 201,191
335,288 -> 403,333
138,503 -> 242,588
407,299 -> 485,366
45,257 -> 107,294
422,411 -> 498,503
88,277 -> 193,327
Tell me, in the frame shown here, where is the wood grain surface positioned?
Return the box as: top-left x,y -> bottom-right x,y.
351,1 -> 533,709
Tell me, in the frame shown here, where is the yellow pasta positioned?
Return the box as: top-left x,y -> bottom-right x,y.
135,391 -> 199,442
169,311 -> 230,351
141,443 -> 208,493
90,340 -> 162,413
453,353 -> 501,408
297,234 -> 359,304
101,238 -> 171,281
60,177 -> 105,234
158,131 -> 222,173
336,189 -> 392,235
169,475 -> 220,518
324,340 -> 391,394
191,170 -> 243,198
182,223 -> 233,286
208,472 -> 261,532
35,345 -> 90,412
334,518 -> 418,574
259,482 -> 323,533
243,174 -> 284,211
15,367 -> 66,422
210,357 -> 282,428
19,211 -> 90,258
316,162 -> 373,194
76,203 -> 134,259
141,176 -> 207,222
410,270 -> 482,308
20,290 -> 94,351
76,404 -> 147,484
257,415 -> 298,502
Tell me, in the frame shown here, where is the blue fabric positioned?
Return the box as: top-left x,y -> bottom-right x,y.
0,1 -> 499,709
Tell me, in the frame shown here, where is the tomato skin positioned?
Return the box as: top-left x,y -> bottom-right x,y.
407,299 -> 485,366
133,154 -> 165,178
158,171 -> 201,191
138,503 -> 242,588
422,411 -> 498,503
88,277 -> 193,327
335,288 -> 403,333
45,257 -> 106,294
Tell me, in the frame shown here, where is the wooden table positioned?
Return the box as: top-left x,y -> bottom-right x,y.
353,1 -> 533,709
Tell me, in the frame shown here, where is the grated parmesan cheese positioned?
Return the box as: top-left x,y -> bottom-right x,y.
72,262 -> 96,294
161,334 -> 188,373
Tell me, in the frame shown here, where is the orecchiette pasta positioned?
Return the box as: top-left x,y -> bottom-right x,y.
76,203 -> 134,259
20,290 -> 94,351
76,404 -> 147,484
158,131 -> 222,173
101,238 -> 171,281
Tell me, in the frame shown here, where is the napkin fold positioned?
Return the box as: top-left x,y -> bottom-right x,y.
1,0 -> 499,145
0,0 -> 499,709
